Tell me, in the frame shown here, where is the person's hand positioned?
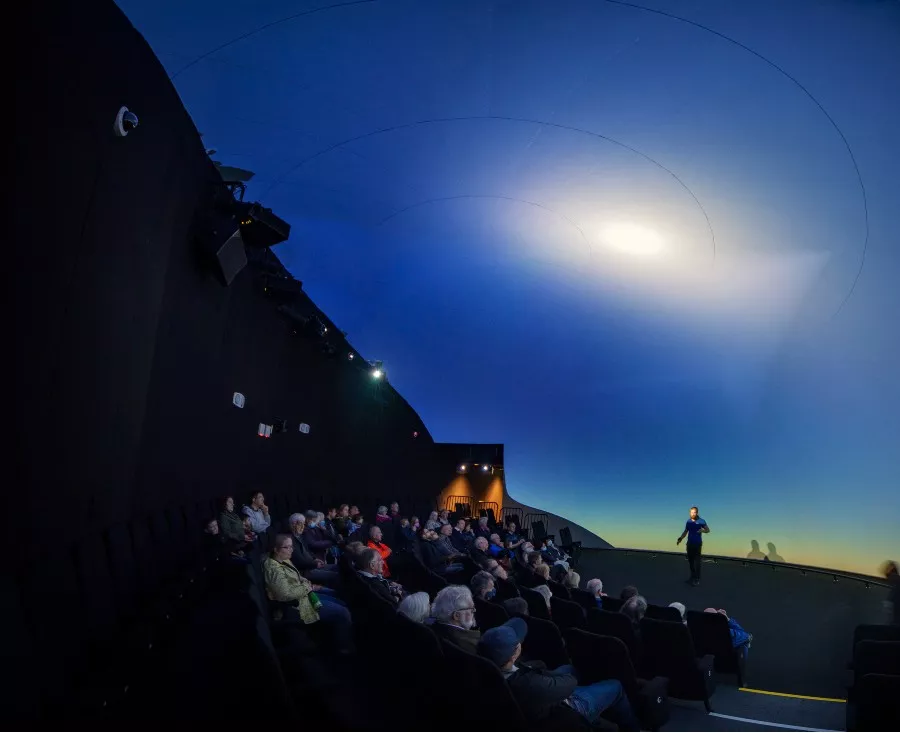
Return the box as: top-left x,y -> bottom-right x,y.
311,584 -> 323,592
676,537 -> 682,545
315,559 -> 325,568
261,503 -> 269,514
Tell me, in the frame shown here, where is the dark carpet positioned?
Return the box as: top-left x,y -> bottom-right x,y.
576,549 -> 888,699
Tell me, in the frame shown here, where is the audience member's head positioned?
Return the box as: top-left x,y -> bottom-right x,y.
344,541 -> 365,559
490,533 -> 503,546
249,491 -> 265,509
339,504 -> 350,517
223,496 -> 235,512
397,592 -> 430,624
289,513 -> 305,535
304,510 -> 319,526
439,523 -> 453,538
351,513 -> 363,525
350,505 -> 359,516
535,563 -> 551,581
586,578 -> 604,598
704,607 -> 730,620
400,517 -> 410,528
621,595 -> 648,625
620,585 -> 639,601
432,586 -> 476,630
507,521 -> 517,533
369,525 -> 383,543
471,571 -> 496,601
455,519 -> 466,532
477,618 -> 527,671
564,570 -> 580,589
474,537 -> 489,552
428,511 -> 438,522
242,516 -> 252,532
272,534 -> 293,561
205,519 -> 219,535
522,542 -> 536,556
534,584 -> 552,609
478,516 -> 489,527
526,551 -> 542,568
411,515 -> 420,528
315,511 -> 325,525
882,560 -> 899,579
503,597 -> 529,617
377,505 -> 388,517
484,559 -> 508,580
669,602 -> 687,623
356,547 -> 384,575
326,507 -> 337,520
390,502 -> 400,514
439,509 -> 450,521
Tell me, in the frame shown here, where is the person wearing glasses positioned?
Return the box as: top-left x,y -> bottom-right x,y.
430,585 -> 480,654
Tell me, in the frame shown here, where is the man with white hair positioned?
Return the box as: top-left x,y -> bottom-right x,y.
669,602 -> 687,624
355,547 -> 403,606
397,592 -> 431,624
586,578 -> 607,609
475,515 -> 492,541
430,585 -> 481,654
471,536 -> 491,567
289,513 -> 341,589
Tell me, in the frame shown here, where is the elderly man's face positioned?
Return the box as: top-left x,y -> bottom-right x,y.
475,537 -> 488,550
371,527 -> 382,543
440,524 -> 453,537
372,555 -> 385,575
490,534 -> 501,545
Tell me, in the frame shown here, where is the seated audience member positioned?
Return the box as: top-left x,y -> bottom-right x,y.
477,618 -> 640,730
488,533 -> 507,559
428,525 -> 466,573
541,538 -> 570,571
438,509 -> 451,526
218,496 -> 246,545
451,519 -> 472,552
534,584 -> 553,612
202,518 -> 232,563
347,513 -> 364,536
430,585 -> 480,654
410,515 -> 421,532
289,513 -> 340,588
535,564 -> 551,582
355,548 -> 403,606
397,591 -> 430,624
349,505 -> 360,520
471,536 -> 491,567
504,522 -> 525,551
471,570 -> 497,601
305,509 -> 339,558
620,585 -> 639,601
586,578 -> 607,608
241,515 -> 257,544
620,595 -> 648,635
704,608 -> 753,658
389,501 -> 400,519
564,570 -> 581,590
419,529 -> 463,574
475,515 -> 492,540
425,511 -> 441,531
882,560 -> 899,625
504,597 -> 529,617
367,525 -> 393,578
669,602 -> 687,624
485,559 -> 509,581
263,534 -> 353,654
375,505 -> 392,524
340,541 -> 366,575
242,491 -> 272,535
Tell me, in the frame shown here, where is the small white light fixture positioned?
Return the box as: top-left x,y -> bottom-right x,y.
232,392 -> 245,408
299,423 -> 310,434
372,369 -> 383,379
348,353 -> 355,361
258,423 -> 272,438
482,464 -> 490,472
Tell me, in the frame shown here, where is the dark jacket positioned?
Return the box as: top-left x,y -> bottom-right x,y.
358,572 -> 398,607
431,623 -> 481,655
475,526 -> 492,541
421,540 -> 447,570
470,547 -> 491,567
290,533 -> 318,572
305,525 -> 336,558
219,510 -> 245,543
505,661 -> 578,721
451,529 -> 471,552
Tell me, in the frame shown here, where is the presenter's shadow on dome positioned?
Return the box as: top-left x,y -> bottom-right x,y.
747,540 -> 786,563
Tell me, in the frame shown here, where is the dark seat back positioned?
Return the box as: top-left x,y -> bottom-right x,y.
851,673 -> 900,731
602,596 -> 624,613
520,585 -> 551,620
495,576 -> 520,601
548,579 -> 571,600
646,604 -> 683,623
686,609 -> 744,685
587,608 -> 638,659
531,520 -> 547,544
475,597 -> 510,632
550,596 -> 585,631
520,615 -> 570,669
854,640 -> 900,680
565,628 -> 670,730
640,618 -> 715,708
570,587 -> 596,612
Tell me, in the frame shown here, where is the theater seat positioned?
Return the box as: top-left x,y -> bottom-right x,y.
519,615 -> 570,669
646,604 -> 682,623
565,628 -> 670,731
475,597 -> 510,632
639,618 -> 715,711
686,609 -> 745,686
848,673 -> 900,731
519,586 -> 551,620
570,587 -> 596,612
550,596 -> 586,631
587,608 -> 639,660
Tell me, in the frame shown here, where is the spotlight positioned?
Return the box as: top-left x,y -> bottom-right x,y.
369,359 -> 385,379
348,353 -> 355,361
372,369 -> 383,379
412,431 -> 419,438
457,464 -> 468,474
482,464 -> 490,472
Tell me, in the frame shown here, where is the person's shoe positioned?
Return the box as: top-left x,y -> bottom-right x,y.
692,579 -> 700,586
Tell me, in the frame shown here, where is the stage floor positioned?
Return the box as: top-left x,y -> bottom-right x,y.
575,548 -> 887,700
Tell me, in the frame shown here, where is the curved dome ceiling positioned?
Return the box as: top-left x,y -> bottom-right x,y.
121,0 -> 900,570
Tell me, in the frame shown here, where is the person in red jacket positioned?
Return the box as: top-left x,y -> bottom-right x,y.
367,525 -> 392,578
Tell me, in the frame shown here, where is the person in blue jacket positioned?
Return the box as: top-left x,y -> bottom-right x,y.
706,608 -> 753,660
677,506 -> 709,586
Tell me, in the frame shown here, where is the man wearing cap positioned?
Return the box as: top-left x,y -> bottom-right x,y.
478,618 -> 640,729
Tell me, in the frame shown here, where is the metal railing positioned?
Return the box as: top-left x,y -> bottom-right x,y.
590,547 -> 889,588
442,494 -> 473,514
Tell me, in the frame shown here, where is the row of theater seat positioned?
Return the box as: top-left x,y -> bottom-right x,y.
8,491 -> 428,723
846,624 -> 900,731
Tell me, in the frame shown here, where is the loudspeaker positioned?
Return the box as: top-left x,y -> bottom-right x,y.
194,185 -> 248,286
237,202 -> 291,248
208,228 -> 247,286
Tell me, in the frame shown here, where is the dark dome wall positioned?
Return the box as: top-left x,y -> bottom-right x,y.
11,0 -> 435,554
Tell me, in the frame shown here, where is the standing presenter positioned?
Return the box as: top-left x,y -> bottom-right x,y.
677,506 -> 709,586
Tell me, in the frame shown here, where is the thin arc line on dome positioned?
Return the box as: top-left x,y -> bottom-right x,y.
171,0 -> 867,311
602,0 -> 869,315
261,116 -> 717,263
377,194 -> 595,262
168,0 -> 379,80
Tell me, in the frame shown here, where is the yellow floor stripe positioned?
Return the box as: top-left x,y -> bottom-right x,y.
739,687 -> 846,703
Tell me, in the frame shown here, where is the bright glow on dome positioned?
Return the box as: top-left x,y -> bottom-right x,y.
600,222 -> 665,257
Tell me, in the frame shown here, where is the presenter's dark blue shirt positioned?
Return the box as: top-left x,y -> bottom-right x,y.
685,518 -> 707,546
